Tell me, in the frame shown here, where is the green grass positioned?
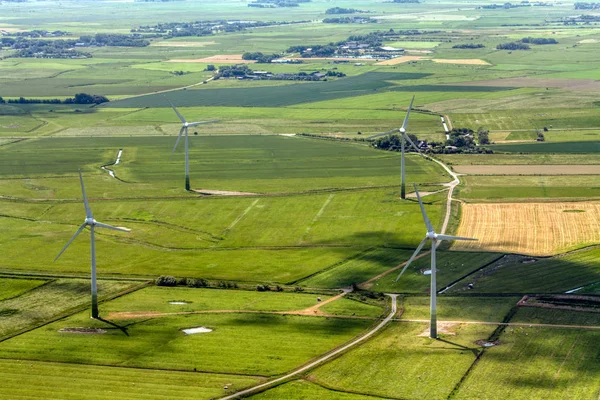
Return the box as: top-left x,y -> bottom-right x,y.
511,307 -> 600,327
369,251 -> 502,294
299,248 -> 414,289
458,175 -> 600,200
448,248 -> 600,294
488,141 -> 600,154
0,311 -> 371,376
0,359 -> 262,400
454,326 -> 600,400
319,297 -> 384,318
0,277 -> 47,301
102,286 -> 332,313
0,278 -> 137,339
310,322 -> 497,400
400,296 -> 520,322
251,380 -> 383,400
439,153 -> 600,165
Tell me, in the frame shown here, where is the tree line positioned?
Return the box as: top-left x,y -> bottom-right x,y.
0,93 -> 109,105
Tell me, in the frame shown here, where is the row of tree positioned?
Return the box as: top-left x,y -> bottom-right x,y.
0,93 -> 109,105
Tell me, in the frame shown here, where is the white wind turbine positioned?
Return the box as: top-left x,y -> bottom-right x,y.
395,184 -> 477,338
368,96 -> 423,199
54,171 -> 130,319
165,97 -> 217,191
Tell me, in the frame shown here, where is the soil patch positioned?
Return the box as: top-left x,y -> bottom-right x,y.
432,59 -> 490,65
59,327 -> 106,334
193,189 -> 259,196
475,339 -> 501,347
168,54 -> 256,64
418,322 -> 457,336
375,56 -> 425,65
453,165 -> 600,175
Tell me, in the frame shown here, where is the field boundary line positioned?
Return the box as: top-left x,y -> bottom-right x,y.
438,254 -> 505,294
218,295 -> 398,400
304,377 -> 401,400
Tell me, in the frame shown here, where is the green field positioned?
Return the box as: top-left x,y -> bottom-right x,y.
3,0 -> 600,398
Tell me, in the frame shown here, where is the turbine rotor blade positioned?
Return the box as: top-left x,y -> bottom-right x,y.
79,170 -> 92,219
401,95 -> 415,132
436,234 -> 477,241
94,221 -> 131,232
164,97 -> 186,124
395,237 -> 428,282
187,120 -> 219,127
367,129 -> 399,140
404,132 -> 423,156
54,223 -> 87,261
171,126 -> 185,156
413,183 -> 434,233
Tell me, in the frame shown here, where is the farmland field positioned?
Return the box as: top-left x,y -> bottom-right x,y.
3,0 -> 600,398
454,202 -> 600,255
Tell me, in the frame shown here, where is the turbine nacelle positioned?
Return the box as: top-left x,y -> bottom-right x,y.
85,218 -> 96,225
426,231 -> 436,240
399,128 -> 406,134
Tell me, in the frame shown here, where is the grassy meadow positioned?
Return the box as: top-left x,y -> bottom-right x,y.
2,0 -> 600,398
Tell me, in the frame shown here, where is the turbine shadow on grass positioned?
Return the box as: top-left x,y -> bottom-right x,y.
436,338 -> 479,356
95,316 -> 131,336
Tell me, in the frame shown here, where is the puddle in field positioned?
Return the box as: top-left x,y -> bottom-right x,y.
182,327 -> 213,335
423,270 -> 432,275
169,301 -> 191,305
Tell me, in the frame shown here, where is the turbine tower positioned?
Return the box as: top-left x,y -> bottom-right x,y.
395,184 -> 476,338
368,96 -> 422,199
54,171 -> 130,319
165,97 -> 217,191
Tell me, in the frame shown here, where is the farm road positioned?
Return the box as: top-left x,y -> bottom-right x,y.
218,294 -> 399,400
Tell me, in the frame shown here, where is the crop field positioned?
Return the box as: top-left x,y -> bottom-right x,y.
399,296 -> 519,322
453,165 -> 600,176
0,277 -> 47,301
251,380 -> 381,399
454,202 -> 600,255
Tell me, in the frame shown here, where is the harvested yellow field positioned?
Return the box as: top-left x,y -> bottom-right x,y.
453,202 -> 600,256
432,59 -> 490,65
375,56 -> 425,65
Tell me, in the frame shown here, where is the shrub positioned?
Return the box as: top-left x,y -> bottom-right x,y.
156,275 -> 177,287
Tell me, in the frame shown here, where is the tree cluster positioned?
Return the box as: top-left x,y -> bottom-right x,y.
574,2 -> 600,9
249,0 -> 310,7
371,134 -> 420,151
14,30 -> 69,38
452,43 -> 485,49
4,93 -> 109,105
520,37 -> 558,44
133,19 -> 306,38
325,7 -> 363,14
79,33 -> 150,47
496,42 -> 530,50
242,52 -> 281,63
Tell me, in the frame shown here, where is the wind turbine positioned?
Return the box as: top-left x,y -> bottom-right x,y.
165,97 -> 217,191
54,171 -> 130,319
395,184 -> 476,338
368,96 -> 423,199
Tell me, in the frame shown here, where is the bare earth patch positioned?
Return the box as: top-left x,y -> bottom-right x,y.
192,189 -> 259,196
152,41 -> 216,47
376,56 -> 426,65
454,202 -> 600,256
59,327 -> 106,334
578,39 -> 599,44
454,165 -> 600,175
418,322 -> 458,336
168,54 -> 256,64
432,59 -> 490,65
457,77 -> 600,92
